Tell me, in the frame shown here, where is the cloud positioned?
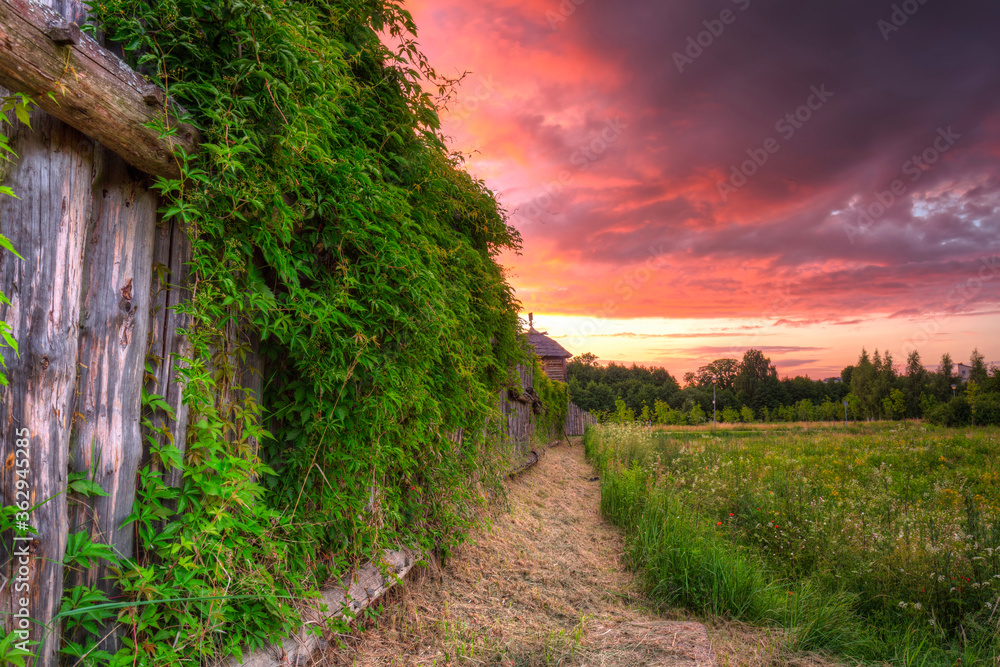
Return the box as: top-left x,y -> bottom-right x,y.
551,328 -> 766,340
774,358 -> 822,369
404,0 -> 1000,376
687,345 -> 827,355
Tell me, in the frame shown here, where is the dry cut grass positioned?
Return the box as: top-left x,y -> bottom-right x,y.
312,439 -> 841,667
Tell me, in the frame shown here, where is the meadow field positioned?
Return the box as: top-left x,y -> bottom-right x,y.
585,422 -> 1000,665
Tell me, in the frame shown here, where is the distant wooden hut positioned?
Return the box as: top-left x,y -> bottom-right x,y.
526,313 -> 572,382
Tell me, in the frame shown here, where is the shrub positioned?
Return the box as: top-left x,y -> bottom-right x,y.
926,397 -> 972,426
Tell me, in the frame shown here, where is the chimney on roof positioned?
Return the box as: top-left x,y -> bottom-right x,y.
529,312 -> 533,328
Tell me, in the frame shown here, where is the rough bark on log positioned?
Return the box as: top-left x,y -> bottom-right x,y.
66,147 -> 156,650
0,106 -> 93,667
0,0 -> 201,179
219,548 -> 422,667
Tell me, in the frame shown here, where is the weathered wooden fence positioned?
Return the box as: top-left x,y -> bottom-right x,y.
0,2 -> 585,663
500,363 -> 537,460
564,402 -> 598,436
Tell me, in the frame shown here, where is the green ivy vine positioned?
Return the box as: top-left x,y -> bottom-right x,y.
51,0 -> 528,663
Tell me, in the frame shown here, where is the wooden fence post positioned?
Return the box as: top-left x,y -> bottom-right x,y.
66,147 -> 157,650
0,105 -> 93,667
147,216 -> 192,490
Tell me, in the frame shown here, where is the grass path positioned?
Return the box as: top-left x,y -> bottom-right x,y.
320,438 -> 716,666
319,438 -> 844,666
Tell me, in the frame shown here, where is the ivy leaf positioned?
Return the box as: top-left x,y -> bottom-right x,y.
13,102 -> 31,129
0,234 -> 24,259
64,532 -> 117,568
68,472 -> 110,498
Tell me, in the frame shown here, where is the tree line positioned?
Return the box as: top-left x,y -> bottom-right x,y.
567,348 -> 1000,426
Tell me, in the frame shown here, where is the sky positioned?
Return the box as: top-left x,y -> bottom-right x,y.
401,0 -> 1000,379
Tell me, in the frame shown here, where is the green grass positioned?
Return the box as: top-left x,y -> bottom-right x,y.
586,422 -> 1000,665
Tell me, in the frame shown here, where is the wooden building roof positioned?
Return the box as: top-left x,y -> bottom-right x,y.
527,326 -> 572,359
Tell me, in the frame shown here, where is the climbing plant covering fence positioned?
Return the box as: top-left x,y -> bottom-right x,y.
0,0 -> 572,664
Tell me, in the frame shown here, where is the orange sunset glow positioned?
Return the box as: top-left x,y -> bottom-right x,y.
403,0 -> 1000,378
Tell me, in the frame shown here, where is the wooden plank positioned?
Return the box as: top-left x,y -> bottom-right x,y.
146,215 -> 192,490
221,548 -> 422,667
564,402 -> 595,437
66,147 -> 156,650
0,105 -> 93,667
0,0 -> 200,179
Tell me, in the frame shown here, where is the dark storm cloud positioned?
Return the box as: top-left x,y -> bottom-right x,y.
519,0 -> 1000,276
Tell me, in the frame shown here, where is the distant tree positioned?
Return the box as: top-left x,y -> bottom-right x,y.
692,358 -> 739,390
735,349 -> 785,411
740,405 -> 755,423
873,349 -> 896,418
688,404 -> 706,424
882,388 -> 905,420
933,352 -> 956,401
841,365 -> 855,386
968,381 -> 981,426
567,359 -> 679,415
612,398 -> 635,423
892,388 -> 906,419
969,348 -> 988,385
669,407 -> 687,424
903,350 -> 928,417
654,399 -> 671,424
988,365 -> 1000,394
919,391 -> 938,417
845,392 -> 862,422
783,375 -> 822,403
850,349 -> 878,420
722,406 -> 739,423
940,353 -> 954,381
820,398 -> 841,421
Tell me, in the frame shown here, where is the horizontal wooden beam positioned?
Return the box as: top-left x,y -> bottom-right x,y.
223,548 -> 422,667
0,0 -> 201,179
